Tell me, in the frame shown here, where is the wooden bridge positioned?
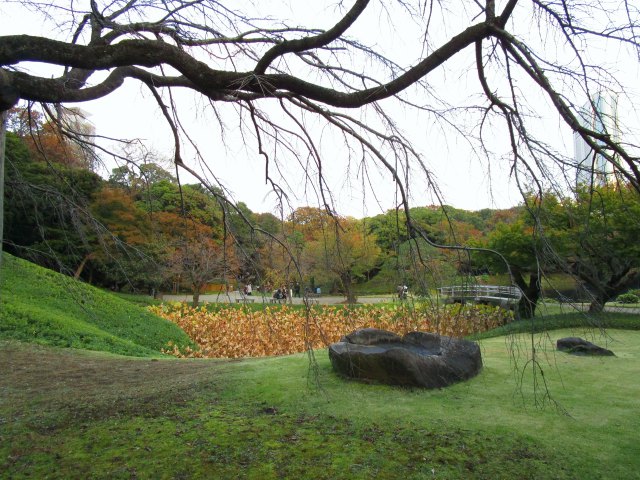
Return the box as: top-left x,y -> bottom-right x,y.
438,285 -> 522,310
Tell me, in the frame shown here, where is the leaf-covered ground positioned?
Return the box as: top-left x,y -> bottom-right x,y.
153,302 -> 511,358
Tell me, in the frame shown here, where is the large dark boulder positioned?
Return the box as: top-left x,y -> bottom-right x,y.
557,337 -> 615,356
328,328 -> 482,389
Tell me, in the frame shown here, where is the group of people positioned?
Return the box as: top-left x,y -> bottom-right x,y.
243,282 -> 407,299
242,282 -> 408,300
272,287 -> 289,300
397,284 -> 409,300
241,282 -> 303,301
273,282 -> 302,300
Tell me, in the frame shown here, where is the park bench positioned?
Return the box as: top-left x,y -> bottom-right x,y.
236,297 -> 255,303
302,292 -> 321,305
268,297 -> 287,304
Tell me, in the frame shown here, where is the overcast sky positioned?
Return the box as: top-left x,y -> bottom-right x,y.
3,1 -> 638,218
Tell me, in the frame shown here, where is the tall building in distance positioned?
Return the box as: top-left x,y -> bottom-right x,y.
58,106 -> 97,171
574,92 -> 620,187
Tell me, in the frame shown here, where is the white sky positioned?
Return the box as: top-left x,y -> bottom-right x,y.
3,1 -> 638,218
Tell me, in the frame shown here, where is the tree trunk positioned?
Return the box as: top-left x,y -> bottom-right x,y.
340,272 -> 357,304
588,298 -> 605,314
588,287 -> 621,313
582,269 -> 639,314
192,287 -> 201,307
0,110 -> 6,272
74,252 -> 94,279
513,271 -> 541,320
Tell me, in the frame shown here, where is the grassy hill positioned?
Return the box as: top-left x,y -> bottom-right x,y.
0,253 -> 194,357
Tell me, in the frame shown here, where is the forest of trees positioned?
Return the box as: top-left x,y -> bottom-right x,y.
5,106 -> 640,315
3,107 -> 502,301
2,1 -> 639,320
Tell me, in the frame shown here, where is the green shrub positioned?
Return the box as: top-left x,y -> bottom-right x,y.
616,293 -> 639,304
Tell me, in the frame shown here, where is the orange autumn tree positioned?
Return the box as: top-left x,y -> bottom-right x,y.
88,185 -> 168,290
304,216 -> 380,303
170,222 -> 238,306
8,106 -> 96,170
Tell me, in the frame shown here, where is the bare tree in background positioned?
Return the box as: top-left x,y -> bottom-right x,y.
170,234 -> 234,307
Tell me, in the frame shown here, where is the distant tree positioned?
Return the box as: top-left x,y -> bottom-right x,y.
88,186 -> 157,287
305,218 -> 380,303
110,162 -> 176,202
170,231 -> 236,306
368,210 -> 409,254
108,165 -> 135,190
4,135 -> 102,274
540,184 -> 640,313
4,131 -> 30,164
482,221 -> 543,319
92,187 -> 150,244
5,107 -> 43,137
135,179 -> 183,215
6,106 -> 96,170
288,207 -> 334,242
109,162 -> 174,192
254,213 -> 281,236
138,162 -> 175,186
481,186 -> 640,316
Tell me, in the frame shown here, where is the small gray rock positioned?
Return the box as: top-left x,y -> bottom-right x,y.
557,337 -> 615,356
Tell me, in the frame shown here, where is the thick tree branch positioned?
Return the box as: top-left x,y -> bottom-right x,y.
1,21 -> 491,109
254,0 -> 370,75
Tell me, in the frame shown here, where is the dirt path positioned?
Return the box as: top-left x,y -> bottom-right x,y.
159,292 -> 395,305
0,341 -> 230,418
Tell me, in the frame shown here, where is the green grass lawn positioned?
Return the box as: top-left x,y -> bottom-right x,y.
0,253 -> 194,357
2,253 -> 640,478
471,311 -> 640,340
2,328 -> 639,479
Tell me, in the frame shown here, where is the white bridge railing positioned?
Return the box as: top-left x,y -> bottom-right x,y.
438,285 -> 522,308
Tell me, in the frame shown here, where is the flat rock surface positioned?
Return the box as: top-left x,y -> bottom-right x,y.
329,328 -> 482,389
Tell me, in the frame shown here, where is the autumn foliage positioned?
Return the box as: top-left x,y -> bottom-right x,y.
152,303 -> 512,359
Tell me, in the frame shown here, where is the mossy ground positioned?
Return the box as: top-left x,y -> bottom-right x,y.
2,328 -> 639,479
